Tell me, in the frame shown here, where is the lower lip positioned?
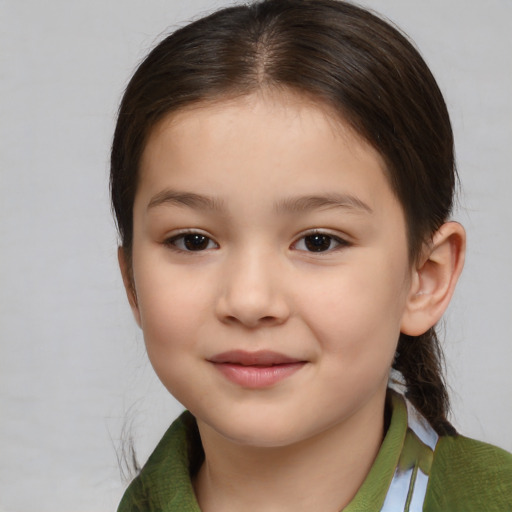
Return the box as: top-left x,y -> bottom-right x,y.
213,362 -> 305,388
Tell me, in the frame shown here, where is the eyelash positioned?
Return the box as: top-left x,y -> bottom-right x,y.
292,230 -> 351,253
163,230 -> 350,254
163,231 -> 219,253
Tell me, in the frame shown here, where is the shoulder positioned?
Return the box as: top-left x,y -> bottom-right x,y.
116,475 -> 149,512
424,434 -> 512,511
117,411 -> 202,512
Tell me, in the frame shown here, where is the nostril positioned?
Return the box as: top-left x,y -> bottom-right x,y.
223,314 -> 280,328
215,286 -> 290,327
224,315 -> 239,324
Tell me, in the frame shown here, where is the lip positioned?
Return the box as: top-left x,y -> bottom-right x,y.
208,350 -> 307,388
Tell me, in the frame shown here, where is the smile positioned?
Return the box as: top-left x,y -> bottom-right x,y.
208,350 -> 307,388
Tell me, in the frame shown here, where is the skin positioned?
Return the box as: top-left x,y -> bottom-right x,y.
120,92 -> 465,512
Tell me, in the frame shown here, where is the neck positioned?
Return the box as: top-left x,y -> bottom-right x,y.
193,391 -> 387,512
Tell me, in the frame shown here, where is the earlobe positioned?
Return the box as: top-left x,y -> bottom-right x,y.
118,247 -> 142,328
401,222 -> 466,336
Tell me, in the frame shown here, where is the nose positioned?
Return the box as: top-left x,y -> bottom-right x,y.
215,248 -> 291,329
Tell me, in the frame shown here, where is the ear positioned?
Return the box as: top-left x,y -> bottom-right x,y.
118,247 -> 142,328
401,222 -> 466,336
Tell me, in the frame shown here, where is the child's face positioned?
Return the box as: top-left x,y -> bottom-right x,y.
125,92 -> 416,447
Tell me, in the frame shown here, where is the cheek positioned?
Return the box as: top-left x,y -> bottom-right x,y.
133,267 -> 213,401
133,259 -> 210,355
297,255 -> 410,357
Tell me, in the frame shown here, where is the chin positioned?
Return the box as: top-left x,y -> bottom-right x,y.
222,427 -> 302,448
200,409 -> 319,449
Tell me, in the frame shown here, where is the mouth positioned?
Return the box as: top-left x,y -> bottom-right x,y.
208,350 -> 307,388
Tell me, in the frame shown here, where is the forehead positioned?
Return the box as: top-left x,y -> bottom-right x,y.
137,91 -> 398,218
146,89 -> 378,156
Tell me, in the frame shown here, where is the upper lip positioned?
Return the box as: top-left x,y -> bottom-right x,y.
208,350 -> 304,366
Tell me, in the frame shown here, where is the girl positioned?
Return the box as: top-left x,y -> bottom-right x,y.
111,0 -> 512,510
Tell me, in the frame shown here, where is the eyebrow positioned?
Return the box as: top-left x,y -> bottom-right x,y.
274,193 -> 373,215
147,189 -> 373,215
147,189 -> 226,212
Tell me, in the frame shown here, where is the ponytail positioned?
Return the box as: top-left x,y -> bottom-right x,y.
394,328 -> 456,436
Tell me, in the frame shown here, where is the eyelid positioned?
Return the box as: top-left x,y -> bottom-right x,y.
291,229 -> 351,252
163,229 -> 219,252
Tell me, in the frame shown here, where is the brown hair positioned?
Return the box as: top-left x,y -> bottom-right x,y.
111,0 -> 457,435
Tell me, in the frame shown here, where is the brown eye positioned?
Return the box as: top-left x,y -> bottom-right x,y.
293,232 -> 348,253
304,234 -> 334,252
183,234 -> 209,251
166,232 -> 218,252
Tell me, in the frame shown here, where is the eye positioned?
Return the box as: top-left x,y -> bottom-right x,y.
165,232 -> 218,252
293,232 -> 348,253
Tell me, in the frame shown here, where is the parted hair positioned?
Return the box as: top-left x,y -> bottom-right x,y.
111,0 -> 457,435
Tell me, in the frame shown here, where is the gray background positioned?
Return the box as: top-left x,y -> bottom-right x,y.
1,0 -> 511,510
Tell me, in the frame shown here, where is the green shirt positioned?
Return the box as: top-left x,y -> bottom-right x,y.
118,393 -> 512,511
